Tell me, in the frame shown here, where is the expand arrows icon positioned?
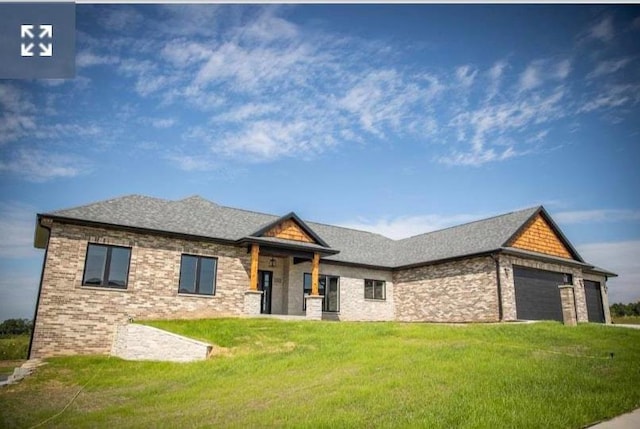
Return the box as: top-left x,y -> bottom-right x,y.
21,24 -> 34,39
20,24 -> 54,57
21,42 -> 34,57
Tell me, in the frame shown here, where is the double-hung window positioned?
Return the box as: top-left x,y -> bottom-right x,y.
364,279 -> 386,300
179,254 -> 217,296
82,243 -> 131,289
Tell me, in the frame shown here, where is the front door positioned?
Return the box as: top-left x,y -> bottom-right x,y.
259,270 -> 273,314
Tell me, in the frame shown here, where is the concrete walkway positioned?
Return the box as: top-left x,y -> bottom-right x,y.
589,408 -> 640,428
609,324 -> 640,329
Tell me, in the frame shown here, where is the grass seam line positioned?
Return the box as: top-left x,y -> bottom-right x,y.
27,358 -> 107,429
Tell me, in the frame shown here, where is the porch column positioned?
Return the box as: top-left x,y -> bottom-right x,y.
558,285 -> 577,326
244,243 -> 262,315
250,243 -> 259,291
311,252 -> 320,295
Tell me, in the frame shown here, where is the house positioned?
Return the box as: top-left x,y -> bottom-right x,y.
29,195 -> 615,358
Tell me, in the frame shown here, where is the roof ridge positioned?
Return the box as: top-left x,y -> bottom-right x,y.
397,206 -> 542,242
306,220 -> 396,240
49,194 -> 161,214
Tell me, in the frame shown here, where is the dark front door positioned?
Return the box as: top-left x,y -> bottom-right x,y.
513,266 -> 565,322
584,280 -> 605,323
259,270 -> 273,314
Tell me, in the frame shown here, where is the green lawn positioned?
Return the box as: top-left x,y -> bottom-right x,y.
1,319 -> 639,428
0,334 -> 29,361
613,315 -> 640,325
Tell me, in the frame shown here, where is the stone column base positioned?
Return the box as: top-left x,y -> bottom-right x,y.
558,285 -> 577,326
244,290 -> 263,316
305,295 -> 324,320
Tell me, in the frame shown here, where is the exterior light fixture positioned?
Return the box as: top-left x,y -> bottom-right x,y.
269,257 -> 276,267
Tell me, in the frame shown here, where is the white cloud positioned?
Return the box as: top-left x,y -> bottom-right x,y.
587,16 -> 614,43
439,146 -> 516,167
455,65 -> 478,88
0,149 -> 90,182
555,209 -> 640,224
150,118 -> 176,128
0,202 -> 41,259
339,212 -> 488,240
0,83 -> 36,145
164,152 -> 215,172
76,50 -> 119,68
518,59 -> 571,92
0,273 -> 40,321
577,241 -> 640,304
579,84 -> 640,113
587,57 -> 633,79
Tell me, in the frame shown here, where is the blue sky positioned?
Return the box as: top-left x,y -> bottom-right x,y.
1,4 -> 639,321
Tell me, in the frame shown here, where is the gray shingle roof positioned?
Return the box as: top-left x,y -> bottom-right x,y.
41,195 -> 574,268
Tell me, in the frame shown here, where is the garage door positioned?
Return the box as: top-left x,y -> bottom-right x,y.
513,266 -> 565,321
584,280 -> 605,323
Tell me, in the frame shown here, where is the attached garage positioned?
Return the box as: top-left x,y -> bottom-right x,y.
513,266 -> 567,321
584,280 -> 605,323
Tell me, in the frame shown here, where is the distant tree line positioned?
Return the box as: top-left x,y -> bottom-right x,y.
610,301 -> 640,317
0,318 -> 33,336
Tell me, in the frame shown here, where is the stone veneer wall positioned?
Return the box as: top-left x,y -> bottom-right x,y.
111,323 -> 212,362
393,256 -> 499,322
498,254 -> 589,323
286,260 -> 395,321
31,222 -> 251,358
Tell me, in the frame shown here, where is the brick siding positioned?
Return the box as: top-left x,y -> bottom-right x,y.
31,222 -> 251,358
393,257 -> 499,322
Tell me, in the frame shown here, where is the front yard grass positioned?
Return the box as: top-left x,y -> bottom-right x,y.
613,315 -> 640,325
1,319 -> 639,428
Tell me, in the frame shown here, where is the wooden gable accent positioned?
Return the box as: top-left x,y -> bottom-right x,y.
509,214 -> 573,259
264,219 -> 315,243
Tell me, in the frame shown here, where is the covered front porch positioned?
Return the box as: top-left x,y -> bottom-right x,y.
242,241 -> 339,320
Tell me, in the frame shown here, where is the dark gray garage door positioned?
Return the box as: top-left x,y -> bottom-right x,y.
513,266 -> 565,321
584,280 -> 605,323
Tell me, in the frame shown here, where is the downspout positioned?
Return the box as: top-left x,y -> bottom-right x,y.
28,217 -> 51,359
492,254 -> 504,322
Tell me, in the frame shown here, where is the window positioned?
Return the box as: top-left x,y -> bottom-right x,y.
303,273 -> 339,312
82,244 -> 131,289
365,279 -> 386,300
179,255 -> 217,296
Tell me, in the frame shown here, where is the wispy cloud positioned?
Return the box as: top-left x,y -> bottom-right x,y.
587,16 -> 615,43
518,59 -> 571,92
587,57 -> 633,79
76,50 -> 119,68
0,272 -> 40,321
0,83 -> 36,145
0,149 -> 90,182
577,240 -> 640,304
7,5 -> 638,176
0,202 -> 41,258
556,209 -> 640,224
339,212 -> 489,240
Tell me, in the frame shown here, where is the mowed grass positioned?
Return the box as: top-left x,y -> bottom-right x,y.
613,315 -> 640,325
0,334 -> 29,361
1,319 -> 640,429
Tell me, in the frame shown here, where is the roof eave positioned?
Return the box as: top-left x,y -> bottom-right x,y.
499,247 -> 592,268
237,236 -> 339,256
37,214 -> 240,246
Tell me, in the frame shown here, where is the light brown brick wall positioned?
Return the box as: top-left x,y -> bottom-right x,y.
510,215 -> 572,259
393,257 -> 499,322
31,222 -> 251,358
